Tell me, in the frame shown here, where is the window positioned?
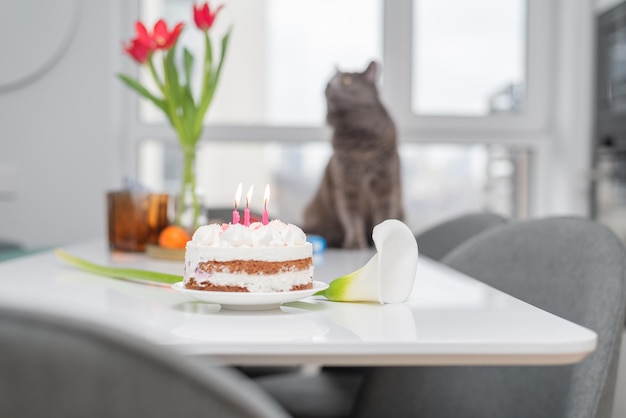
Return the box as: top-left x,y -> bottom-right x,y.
121,0 -> 551,233
138,0 -> 383,126
137,140 -> 531,231
412,0 -> 526,116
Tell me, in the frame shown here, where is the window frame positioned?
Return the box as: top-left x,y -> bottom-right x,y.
117,0 -> 592,218
121,0 -> 553,142
382,0 -> 555,143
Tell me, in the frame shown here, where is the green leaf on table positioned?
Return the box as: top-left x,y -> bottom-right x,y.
55,249 -> 182,285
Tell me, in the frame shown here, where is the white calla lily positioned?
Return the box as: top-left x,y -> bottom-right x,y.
316,219 -> 418,303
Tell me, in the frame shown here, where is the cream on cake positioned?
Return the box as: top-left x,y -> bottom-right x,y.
184,220 -> 314,292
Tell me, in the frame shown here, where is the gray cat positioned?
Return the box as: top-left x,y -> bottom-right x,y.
303,61 -> 404,249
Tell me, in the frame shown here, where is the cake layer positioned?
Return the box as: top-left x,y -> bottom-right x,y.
195,258 -> 313,275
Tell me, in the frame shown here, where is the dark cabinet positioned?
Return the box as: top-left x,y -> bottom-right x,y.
593,1 -> 626,242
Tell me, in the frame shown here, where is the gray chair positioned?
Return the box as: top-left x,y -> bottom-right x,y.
0,306 -> 290,418
416,211 -> 507,261
256,212 -> 508,418
352,217 -> 626,418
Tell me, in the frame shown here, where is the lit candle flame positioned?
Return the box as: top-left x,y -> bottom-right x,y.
246,185 -> 254,208
264,184 -> 270,209
234,183 -> 242,210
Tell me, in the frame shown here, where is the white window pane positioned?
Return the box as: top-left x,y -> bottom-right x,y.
412,0 -> 526,116
139,0 -> 382,126
137,141 -> 528,231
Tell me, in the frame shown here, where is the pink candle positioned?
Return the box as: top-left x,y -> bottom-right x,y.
244,185 -> 254,227
232,183 -> 242,224
262,184 -> 270,225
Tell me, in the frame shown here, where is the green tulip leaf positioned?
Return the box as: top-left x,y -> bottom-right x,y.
117,74 -> 167,113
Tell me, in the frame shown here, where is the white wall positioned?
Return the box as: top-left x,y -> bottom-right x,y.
0,2 -> 119,249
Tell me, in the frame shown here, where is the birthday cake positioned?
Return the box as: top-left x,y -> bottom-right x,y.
184,220 -> 314,293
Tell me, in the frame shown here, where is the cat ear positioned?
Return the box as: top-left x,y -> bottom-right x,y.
364,61 -> 378,84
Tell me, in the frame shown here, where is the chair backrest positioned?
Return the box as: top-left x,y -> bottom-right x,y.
0,306 -> 290,418
353,217 -> 626,418
415,212 -> 507,261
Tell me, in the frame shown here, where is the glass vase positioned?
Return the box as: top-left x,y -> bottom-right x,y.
175,145 -> 203,232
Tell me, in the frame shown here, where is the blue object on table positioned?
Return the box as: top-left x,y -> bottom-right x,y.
307,235 -> 327,254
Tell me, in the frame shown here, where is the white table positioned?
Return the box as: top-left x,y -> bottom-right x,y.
0,240 -> 597,366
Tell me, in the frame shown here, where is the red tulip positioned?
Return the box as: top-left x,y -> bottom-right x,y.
127,19 -> 184,53
152,19 -> 185,50
134,21 -> 155,50
123,38 -> 151,64
193,2 -> 224,31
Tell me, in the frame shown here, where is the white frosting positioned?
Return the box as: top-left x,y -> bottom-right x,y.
187,220 -> 312,262
191,223 -> 222,245
192,220 -> 307,248
185,244 -> 312,263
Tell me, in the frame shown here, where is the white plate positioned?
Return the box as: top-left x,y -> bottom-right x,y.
171,281 -> 329,311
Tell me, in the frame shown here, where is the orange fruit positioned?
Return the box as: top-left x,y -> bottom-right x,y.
158,225 -> 191,249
